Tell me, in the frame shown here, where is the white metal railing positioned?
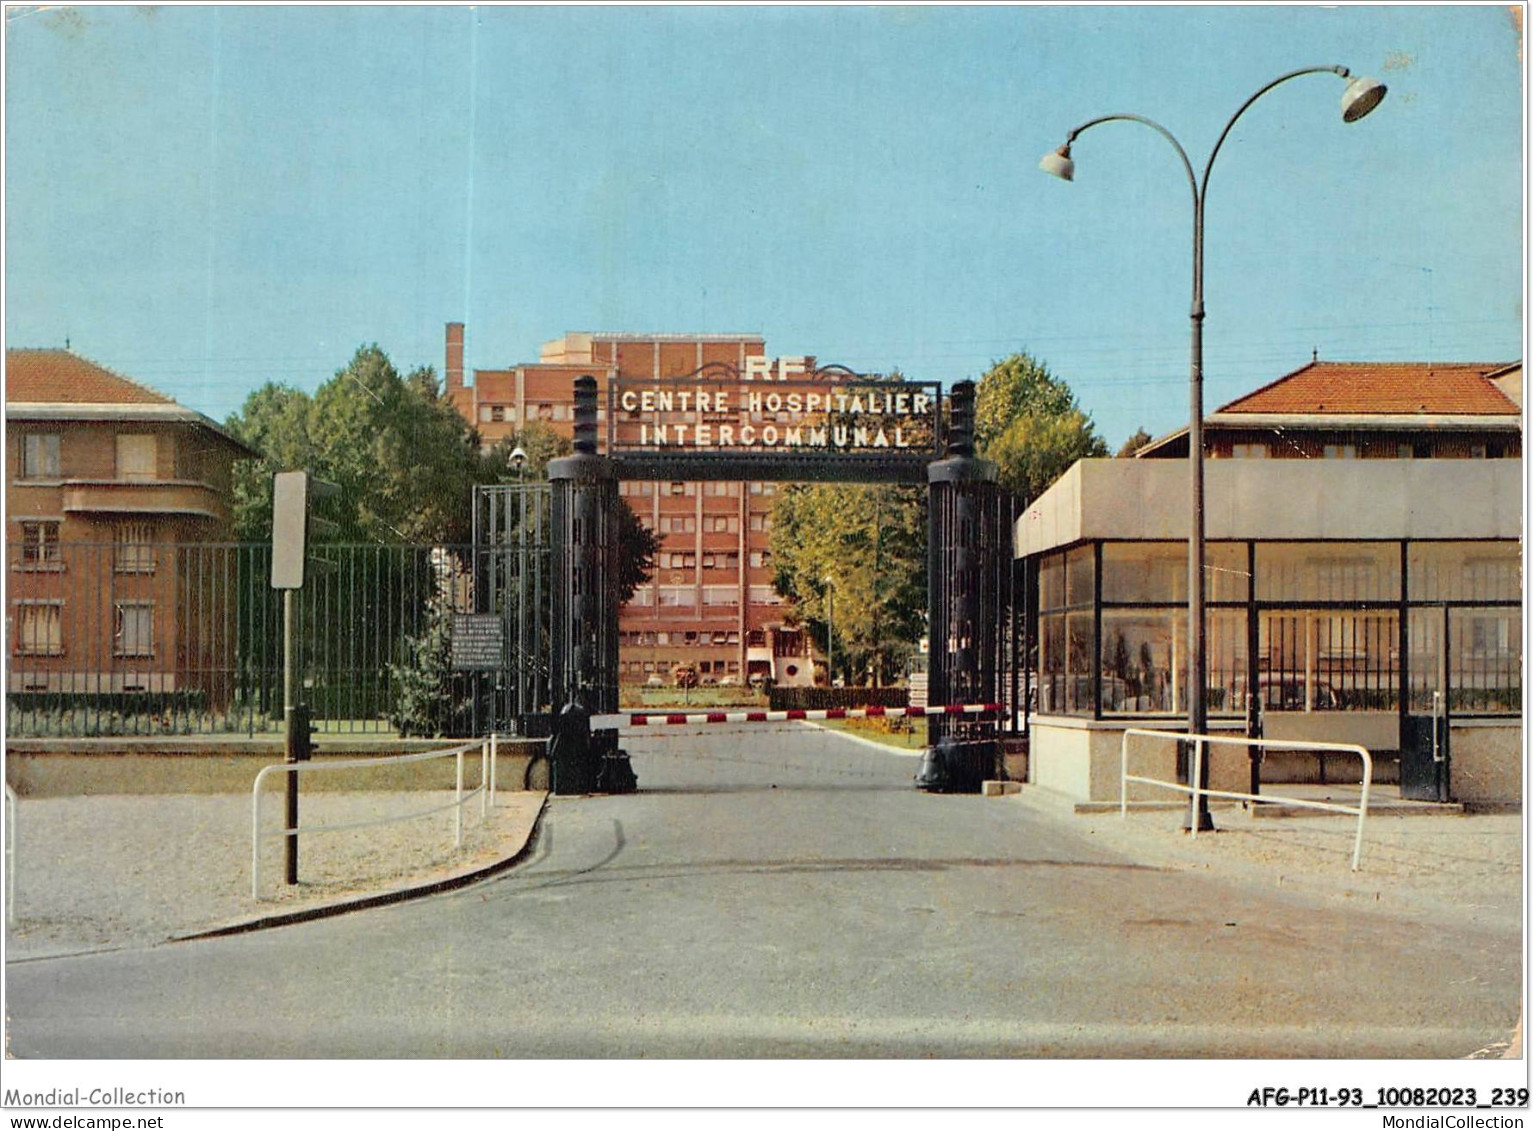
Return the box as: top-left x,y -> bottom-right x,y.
4,783 -> 16,928
1120,728 -> 1374,870
251,738 -> 496,899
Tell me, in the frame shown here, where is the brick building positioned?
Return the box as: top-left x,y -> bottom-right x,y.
445,325 -> 821,686
5,349 -> 256,705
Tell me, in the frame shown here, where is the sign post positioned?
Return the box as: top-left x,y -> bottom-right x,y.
270,470 -> 339,885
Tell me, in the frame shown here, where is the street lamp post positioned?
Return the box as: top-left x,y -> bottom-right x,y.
1041,66 -> 1386,831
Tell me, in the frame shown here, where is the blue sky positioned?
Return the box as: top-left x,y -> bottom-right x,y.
4,4 -> 1523,448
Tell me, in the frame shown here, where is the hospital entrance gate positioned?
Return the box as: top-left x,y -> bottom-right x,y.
539,364 -> 1017,795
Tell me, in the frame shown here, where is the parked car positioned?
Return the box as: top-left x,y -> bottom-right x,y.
645,674 -> 665,688
718,675 -> 740,687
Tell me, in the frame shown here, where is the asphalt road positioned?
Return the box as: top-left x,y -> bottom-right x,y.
4,723 -> 1520,1058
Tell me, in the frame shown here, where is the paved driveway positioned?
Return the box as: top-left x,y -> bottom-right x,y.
4,723 -> 1520,1059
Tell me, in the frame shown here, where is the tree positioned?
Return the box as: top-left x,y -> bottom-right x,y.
1117,428 -> 1154,458
387,591 -> 465,737
983,409 -> 1107,505
307,346 -> 488,544
973,352 -> 1082,450
614,501 -> 661,606
973,352 -> 1108,505
226,345 -> 495,545
769,482 -> 927,686
226,383 -> 318,543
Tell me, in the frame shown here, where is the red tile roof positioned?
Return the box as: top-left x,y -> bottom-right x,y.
4,349 -> 179,406
1218,361 -> 1520,416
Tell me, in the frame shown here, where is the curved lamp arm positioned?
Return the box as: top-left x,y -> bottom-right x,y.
1047,66 -> 1376,312
1064,113 -> 1199,213
1202,65 -> 1352,205
1052,114 -> 1199,310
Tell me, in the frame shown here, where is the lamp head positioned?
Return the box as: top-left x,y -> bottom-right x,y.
509,445 -> 528,469
1340,74 -> 1387,122
1039,144 -> 1075,181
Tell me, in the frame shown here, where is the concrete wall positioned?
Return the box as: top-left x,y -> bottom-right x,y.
1259,712 -> 1400,784
1029,718 -> 1249,804
1451,723 -> 1523,806
1017,458 -> 1522,556
5,738 -> 547,797
1029,715 -> 1521,804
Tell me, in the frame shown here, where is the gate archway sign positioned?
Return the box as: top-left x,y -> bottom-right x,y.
547,362 -> 1013,795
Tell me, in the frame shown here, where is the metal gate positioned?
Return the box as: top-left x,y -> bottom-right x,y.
470,482 -> 554,736
1401,606 -> 1450,801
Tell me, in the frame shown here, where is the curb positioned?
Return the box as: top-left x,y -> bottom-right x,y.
174,793 -> 550,944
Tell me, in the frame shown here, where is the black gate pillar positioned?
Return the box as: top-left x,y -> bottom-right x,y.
920,379 -> 1006,793
548,376 -> 623,794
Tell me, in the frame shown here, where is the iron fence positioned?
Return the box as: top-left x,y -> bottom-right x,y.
7,517 -> 551,738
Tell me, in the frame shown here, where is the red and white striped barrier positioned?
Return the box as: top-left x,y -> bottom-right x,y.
589,703 -> 1003,730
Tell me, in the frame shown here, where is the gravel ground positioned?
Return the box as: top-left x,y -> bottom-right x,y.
1017,790 -> 1524,935
3,790 -> 545,959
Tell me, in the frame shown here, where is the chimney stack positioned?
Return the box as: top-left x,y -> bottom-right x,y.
445,322 -> 465,391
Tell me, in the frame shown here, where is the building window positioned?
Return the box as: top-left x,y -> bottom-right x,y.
20,434 -> 60,479
1256,543 -> 1399,603
748,585 -> 779,605
114,602 -> 154,657
14,602 -> 63,655
490,406 -> 507,422
1322,443 -> 1358,459
1101,542 -> 1247,603
706,515 -> 739,534
19,521 -> 60,566
114,521 -> 156,573
703,586 -> 738,606
116,434 -> 157,480
749,513 -> 772,532
1408,542 -> 1520,603
1230,443 -> 1268,459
